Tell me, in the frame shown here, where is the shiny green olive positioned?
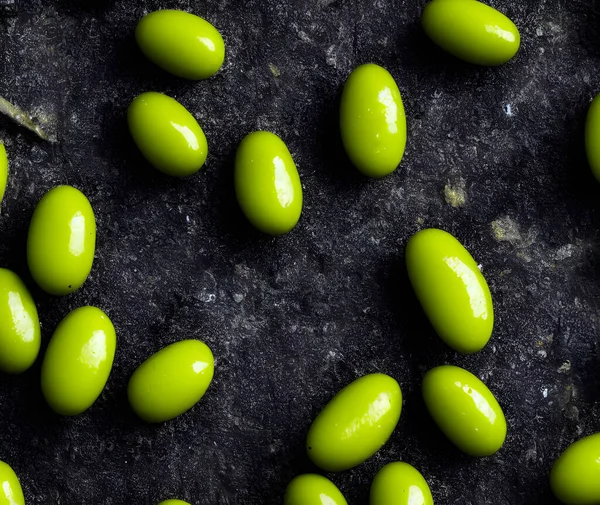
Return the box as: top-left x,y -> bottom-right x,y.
406,228 -> 493,354
306,373 -> 402,472
0,460 -> 25,505
340,64 -> 406,178
234,131 -> 303,235
128,340 -> 214,423
158,501 -> 191,505
128,92 -> 208,177
136,10 -> 225,80
0,268 -> 41,374
27,185 -> 96,296
370,462 -> 434,505
0,143 -> 7,207
41,306 -> 116,416
422,0 -> 520,66
550,432 -> 600,505
422,365 -> 506,456
585,93 -> 600,183
284,474 -> 348,505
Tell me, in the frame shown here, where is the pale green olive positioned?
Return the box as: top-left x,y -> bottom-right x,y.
0,460 -> 25,505
128,92 -> 208,177
550,432 -> 600,505
406,228 -> 493,354
128,340 -> 214,423
0,268 -> 41,374
136,10 -> 225,80
284,474 -> 348,505
234,131 -> 302,235
585,93 -> 600,183
422,365 -> 506,456
157,501 -> 191,505
370,462 -> 434,505
0,143 -> 7,207
422,0 -> 520,66
41,306 -> 116,416
27,185 -> 96,296
340,63 -> 406,178
306,373 -> 402,472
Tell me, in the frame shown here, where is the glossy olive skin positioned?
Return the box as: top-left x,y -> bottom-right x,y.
158,501 -> 191,505
422,365 -> 506,456
406,228 -> 493,354
370,462 -> 434,505
235,131 -> 303,235
0,460 -> 25,505
128,340 -> 214,423
136,10 -> 225,80
41,306 -> 116,416
0,268 -> 41,374
585,93 -> 600,183
422,0 -> 520,66
128,92 -> 208,177
27,185 -> 96,296
284,474 -> 348,505
306,373 -> 402,472
0,143 -> 7,206
340,64 -> 406,178
550,432 -> 600,505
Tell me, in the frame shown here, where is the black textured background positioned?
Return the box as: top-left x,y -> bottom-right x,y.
0,0 -> 599,503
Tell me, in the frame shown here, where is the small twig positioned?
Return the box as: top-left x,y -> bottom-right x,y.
0,94 -> 51,142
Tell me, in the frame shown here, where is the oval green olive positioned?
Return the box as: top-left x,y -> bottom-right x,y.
422,0 -> 520,66
128,339 -> 214,423
370,462 -> 433,505
128,92 -> 208,177
340,63 -> 406,178
0,143 -> 7,207
27,185 -> 96,296
158,501 -> 191,505
0,460 -> 25,505
284,474 -> 348,505
585,93 -> 600,183
306,373 -> 402,472
0,268 -> 41,374
422,365 -> 506,456
550,432 -> 600,505
41,306 -> 116,416
406,228 -> 493,354
136,10 -> 225,80
234,131 -> 303,235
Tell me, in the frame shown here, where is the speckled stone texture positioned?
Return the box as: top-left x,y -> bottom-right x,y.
0,0 -> 598,503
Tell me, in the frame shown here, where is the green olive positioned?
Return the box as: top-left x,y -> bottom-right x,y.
41,306 -> 116,416
234,131 -> 303,235
157,501 -> 191,505
550,432 -> 600,505
128,340 -> 214,423
340,64 -> 406,178
128,92 -> 208,177
284,474 -> 348,505
27,185 -> 96,296
136,10 -> 225,80
0,268 -> 41,374
422,365 -> 506,456
370,462 -> 434,505
306,373 -> 402,472
406,228 -> 493,354
0,143 -> 7,207
422,0 -> 520,66
585,93 -> 600,183
0,460 -> 25,505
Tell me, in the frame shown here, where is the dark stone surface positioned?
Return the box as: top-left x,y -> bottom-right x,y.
0,0 -> 599,503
